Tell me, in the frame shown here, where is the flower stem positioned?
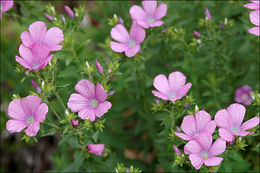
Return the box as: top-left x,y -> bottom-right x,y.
54,91 -> 67,110
50,104 -> 62,121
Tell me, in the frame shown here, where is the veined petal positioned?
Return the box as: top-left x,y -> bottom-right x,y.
154,3 -> 167,20
209,138 -> 226,156
19,44 -> 34,64
125,45 -> 140,57
248,27 -> 260,36
130,21 -> 146,44
15,56 -> 32,70
94,101 -> 112,117
25,122 -> 40,136
78,108 -> 95,121
6,120 -> 27,133
110,41 -> 128,53
227,103 -> 246,127
75,79 -> 95,99
149,20 -> 164,27
129,5 -> 147,22
21,95 -> 42,116
249,10 -> 259,26
152,90 -> 169,101
153,74 -> 170,95
175,132 -> 192,141
111,24 -> 130,43
181,115 -> 197,136
202,121 -> 216,135
244,2 -> 260,10
142,0 -> 157,16
95,83 -> 107,102
184,140 -> 202,155
219,128 -> 234,142
34,103 -> 48,123
189,154 -> 203,170
196,133 -> 212,151
240,117 -> 259,131
44,27 -> 64,51
195,110 -> 211,132
168,72 -> 187,92
8,99 -> 27,120
214,109 -> 231,128
67,93 -> 89,112
20,31 -> 34,48
29,21 -> 47,42
204,157 -> 223,167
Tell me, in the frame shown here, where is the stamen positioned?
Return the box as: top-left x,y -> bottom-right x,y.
90,99 -> 98,108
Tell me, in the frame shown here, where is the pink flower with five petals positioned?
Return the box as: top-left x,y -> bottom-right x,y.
129,0 -> 167,28
152,71 -> 192,103
110,21 -> 145,57
88,144 -> 105,156
6,95 -> 48,136
215,103 -> 259,142
175,110 -> 216,141
184,133 -> 226,170
67,79 -> 112,121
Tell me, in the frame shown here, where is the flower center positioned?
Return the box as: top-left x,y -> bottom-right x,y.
201,151 -> 209,159
192,132 -> 199,138
168,92 -> 176,98
26,116 -> 35,124
128,40 -> 136,47
32,63 -> 39,68
231,126 -> 240,133
147,16 -> 154,23
242,94 -> 248,100
90,99 -> 98,108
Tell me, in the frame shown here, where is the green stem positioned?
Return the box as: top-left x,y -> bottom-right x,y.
46,121 -> 60,130
50,104 -> 62,121
54,91 -> 67,110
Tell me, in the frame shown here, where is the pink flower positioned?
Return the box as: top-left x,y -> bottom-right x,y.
175,110 -> 216,141
205,8 -> 212,20
6,95 -> 48,136
88,144 -> 105,156
173,145 -> 182,157
235,85 -> 253,105
31,80 -> 41,93
152,71 -> 192,103
215,103 -> 260,142
184,133 -> 226,170
0,0 -> 13,19
17,21 -> 64,71
244,0 -> 259,10
110,21 -> 145,57
248,10 -> 259,36
95,60 -> 104,75
44,13 -> 54,22
67,79 -> 112,121
64,5 -> 75,19
129,0 -> 167,28
193,31 -> 200,38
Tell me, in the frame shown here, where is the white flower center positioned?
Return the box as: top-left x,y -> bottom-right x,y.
242,94 -> 248,100
26,116 -> 35,124
147,16 -> 154,23
128,40 -> 136,47
231,126 -> 240,133
168,92 -> 176,98
201,151 -> 209,159
90,99 -> 98,108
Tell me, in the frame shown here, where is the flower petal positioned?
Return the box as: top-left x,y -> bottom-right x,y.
202,121 -> 216,135
95,83 -> 107,102
168,72 -> 187,92
244,2 -> 259,10
181,115 -> 197,136
21,95 -> 42,116
248,27 -> 260,36
110,41 -> 128,53
74,79 -> 95,99
25,122 -> 40,136
19,44 -> 34,64
43,27 -> 64,51
189,154 -> 203,170
227,103 -> 246,127
195,110 -> 211,132
214,109 -> 231,128
209,138 -> 226,156
129,5 -> 148,27
111,24 -> 130,43
130,21 -> 146,44
15,56 -> 32,70
125,45 -> 140,57
204,157 -> 223,167
196,133 -> 212,150
219,128 -> 234,142
8,99 -> 27,120
149,20 -> 164,27
175,132 -> 192,141
142,0 -> 157,16
152,90 -> 169,100
20,31 -> 34,48
78,107 -> 96,121
94,101 -> 112,118
249,10 -> 259,26
153,74 -> 170,95
184,140 -> 202,155
154,3 -> 167,20
240,117 -> 259,131
34,103 -> 48,123
67,93 -> 89,112
6,120 -> 27,133
29,21 -> 47,42
235,131 -> 253,136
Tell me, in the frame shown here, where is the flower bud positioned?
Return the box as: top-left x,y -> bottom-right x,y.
184,104 -> 190,108
64,5 -> 75,19
88,144 -> 105,156
176,126 -> 181,133
85,60 -> 90,68
118,16 -> 124,25
173,145 -> 182,157
61,15 -> 66,23
71,120 -> 79,127
108,90 -> 116,96
162,28 -> 168,33
31,80 -> 41,93
44,13 -> 54,22
95,60 -> 104,75
154,98 -> 159,105
205,8 -> 212,20
192,31 -> 200,38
